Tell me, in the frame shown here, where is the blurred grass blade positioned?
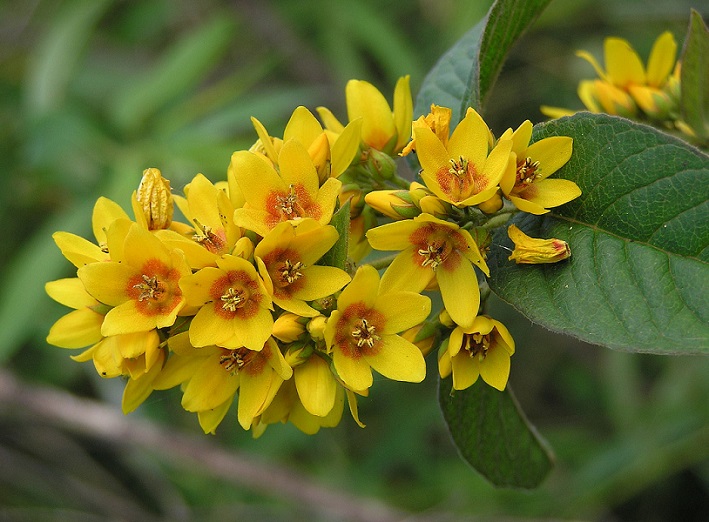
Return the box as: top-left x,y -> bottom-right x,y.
112,16 -> 236,133
25,0 -> 113,116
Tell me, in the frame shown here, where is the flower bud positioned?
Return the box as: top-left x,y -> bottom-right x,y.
365,148 -> 397,181
136,168 -> 173,230
273,312 -> 307,343
477,190 -> 503,214
364,189 -> 420,220
418,195 -> 449,219
308,132 -> 332,184
628,85 -> 675,120
507,224 -> 571,264
307,315 -> 327,341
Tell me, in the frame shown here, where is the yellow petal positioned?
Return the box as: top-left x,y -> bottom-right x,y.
92,197 -> 130,245
101,301 -> 165,336
295,355 -> 337,417
575,49 -> 608,81
332,348 -> 373,391
509,120 -> 533,156
366,219 -> 421,251
250,116 -> 279,164
53,232 -> 107,267
314,177 -> 342,226
198,396 -> 234,434
46,278 -> 99,309
603,37 -> 645,89
436,259 -> 480,329
122,351 -> 164,414
516,178 -> 582,212
284,106 -> 324,148
346,79 -> 396,151
365,334 -> 426,383
77,262 -> 136,306
292,265 -> 351,301
47,309 -> 104,348
480,138 -> 513,190
331,118 -> 363,178
393,75 -> 413,151
375,292 -> 431,334
646,31 -> 677,87
378,249 -> 433,294
451,352 -> 480,390
238,368 -> 281,429
315,106 -> 345,134
448,107 -> 489,169
539,105 -> 577,119
279,139 -> 319,196
479,346 -> 511,391
525,136 -> 573,180
182,353 -> 239,411
337,264 -> 380,311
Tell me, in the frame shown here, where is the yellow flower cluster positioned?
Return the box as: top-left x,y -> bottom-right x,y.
541,32 -> 692,137
47,77 -> 579,435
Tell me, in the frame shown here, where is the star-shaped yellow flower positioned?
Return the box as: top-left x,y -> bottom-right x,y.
324,265 -> 430,391
415,108 -> 512,208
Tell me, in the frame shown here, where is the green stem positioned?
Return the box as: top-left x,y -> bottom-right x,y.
369,254 -> 399,271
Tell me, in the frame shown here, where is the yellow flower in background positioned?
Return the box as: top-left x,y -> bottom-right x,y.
255,220 -> 351,317
78,223 -> 190,336
318,75 -> 413,155
367,214 -> 489,328
415,107 -> 512,207
324,265 -> 429,391
499,120 -> 579,215
179,254 -> 273,350
232,139 -> 342,237
438,315 -> 515,391
507,224 -> 571,264
541,32 -> 679,121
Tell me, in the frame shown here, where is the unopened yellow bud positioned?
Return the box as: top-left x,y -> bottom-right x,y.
477,190 -> 503,214
580,79 -> 637,118
628,85 -> 675,120
136,168 -> 173,230
438,309 -> 454,328
407,182 -> 431,206
308,133 -> 332,184
364,189 -> 419,220
273,312 -> 307,343
401,321 -> 438,356
507,224 -> 571,264
418,195 -> 449,219
307,315 -> 327,341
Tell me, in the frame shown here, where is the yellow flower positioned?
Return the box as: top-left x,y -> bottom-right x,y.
438,315 -> 515,391
324,265 -> 429,390
255,220 -> 351,317
72,330 -> 162,379
507,224 -> 571,264
318,76 -> 413,155
499,120 -> 580,215
231,139 -> 342,237
415,108 -> 512,207
400,104 -> 453,156
179,254 -> 273,350
157,173 -> 247,269
366,214 -> 488,328
46,278 -> 105,349
251,106 -> 362,182
78,223 -> 190,336
153,333 -> 292,432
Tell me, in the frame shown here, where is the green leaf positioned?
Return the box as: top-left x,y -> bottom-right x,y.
112,16 -> 235,132
439,378 -> 554,488
680,9 -> 709,145
488,113 -> 709,354
320,200 -> 350,271
414,0 -> 551,122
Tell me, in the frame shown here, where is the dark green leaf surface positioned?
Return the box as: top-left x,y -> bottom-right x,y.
320,200 -> 350,271
488,113 -> 709,354
414,0 -> 551,122
439,378 -> 554,488
680,10 -> 709,144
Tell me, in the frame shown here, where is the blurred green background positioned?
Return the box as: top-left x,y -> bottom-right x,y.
1,0 -> 708,520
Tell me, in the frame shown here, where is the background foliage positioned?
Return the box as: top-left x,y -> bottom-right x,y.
1,0 -> 707,520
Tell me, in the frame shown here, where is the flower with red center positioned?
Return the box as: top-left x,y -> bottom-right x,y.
499,120 -> 580,215
77,223 -> 190,336
179,254 -> 273,351
255,219 -> 351,317
415,107 -> 512,208
366,214 -> 489,329
231,138 -> 342,237
324,265 -> 430,391
438,315 -> 515,391
153,333 -> 292,432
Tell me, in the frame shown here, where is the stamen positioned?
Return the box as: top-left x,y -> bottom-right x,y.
465,332 -> 490,360
516,157 -> 541,186
193,219 -> 226,253
219,349 -> 251,375
279,259 -> 305,284
220,287 -> 245,311
133,274 -> 161,301
448,156 -> 469,178
418,242 -> 446,269
276,185 -> 303,218
351,318 -> 379,348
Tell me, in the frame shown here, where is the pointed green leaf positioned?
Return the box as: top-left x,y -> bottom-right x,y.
439,378 -> 554,488
680,9 -> 709,145
415,0 -> 551,123
320,200 -> 350,271
488,113 -> 709,354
